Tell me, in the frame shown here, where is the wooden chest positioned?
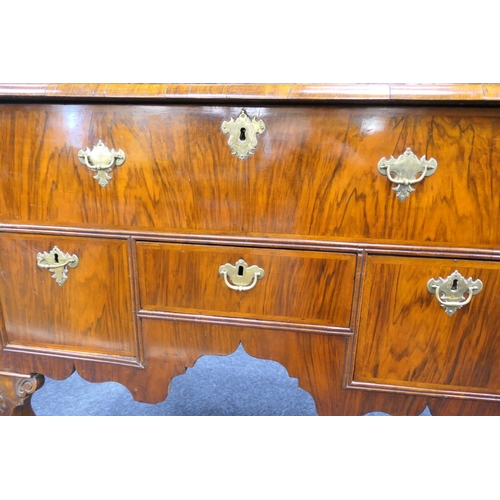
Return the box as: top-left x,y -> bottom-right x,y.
2,83 -> 500,415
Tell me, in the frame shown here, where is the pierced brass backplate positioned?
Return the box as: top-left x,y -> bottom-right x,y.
378,148 -> 437,201
36,246 -> 79,286
78,140 -> 126,188
219,259 -> 265,291
221,110 -> 266,160
427,270 -> 483,316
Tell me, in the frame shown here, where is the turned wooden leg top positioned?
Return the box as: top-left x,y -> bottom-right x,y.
0,371 -> 44,416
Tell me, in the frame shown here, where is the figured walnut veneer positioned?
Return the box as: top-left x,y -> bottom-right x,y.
137,243 -> 356,329
2,84 -> 500,415
0,233 -> 137,359
354,256 -> 500,396
1,105 -> 500,248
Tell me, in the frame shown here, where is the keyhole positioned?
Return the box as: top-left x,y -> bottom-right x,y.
54,253 -> 59,263
238,265 -> 244,276
239,128 -> 246,141
451,279 -> 458,291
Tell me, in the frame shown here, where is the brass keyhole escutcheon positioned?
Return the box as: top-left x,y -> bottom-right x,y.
427,270 -> 483,316
36,246 -> 79,286
221,110 -> 266,160
219,259 -> 265,291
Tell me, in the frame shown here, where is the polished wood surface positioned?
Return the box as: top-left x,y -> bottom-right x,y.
354,255 -> 500,397
1,83 -> 500,101
137,243 -> 356,328
4,316 -> 500,415
2,104 -> 500,249
2,84 -> 500,416
0,233 -> 137,360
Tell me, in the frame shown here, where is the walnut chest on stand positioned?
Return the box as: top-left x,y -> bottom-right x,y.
1,83 -> 500,416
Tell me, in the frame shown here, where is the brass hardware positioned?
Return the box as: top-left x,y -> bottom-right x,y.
36,246 -> 79,286
219,259 -> 265,291
221,110 -> 266,160
427,270 -> 483,316
78,140 -> 126,188
377,148 -> 437,201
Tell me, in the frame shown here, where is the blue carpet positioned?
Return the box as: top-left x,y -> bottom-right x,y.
31,344 -> 318,416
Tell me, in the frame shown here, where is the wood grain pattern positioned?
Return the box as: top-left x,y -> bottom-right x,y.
2,84 -> 500,416
137,243 -> 356,328
2,315 -> 500,414
389,84 -> 485,100
135,318 -> 437,416
1,84 -> 499,101
2,104 -> 500,248
0,233 -> 137,359
354,255 -> 500,395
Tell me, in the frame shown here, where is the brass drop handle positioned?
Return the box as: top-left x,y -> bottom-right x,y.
219,259 -> 265,291
36,246 -> 79,286
427,270 -> 483,316
77,140 -> 126,188
378,148 -> 437,201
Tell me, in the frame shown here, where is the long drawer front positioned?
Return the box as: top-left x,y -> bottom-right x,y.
354,255 -> 500,397
2,104 -> 500,248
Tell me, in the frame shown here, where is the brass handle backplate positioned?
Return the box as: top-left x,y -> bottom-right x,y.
219,259 -> 265,291
221,109 -> 266,160
36,246 -> 79,286
427,270 -> 483,316
378,148 -> 437,201
78,140 -> 126,188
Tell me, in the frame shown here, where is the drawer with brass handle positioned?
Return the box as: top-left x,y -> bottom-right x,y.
0,233 -> 137,361
2,104 -> 500,249
353,255 -> 500,397
136,242 -> 357,329
3,84 -> 500,417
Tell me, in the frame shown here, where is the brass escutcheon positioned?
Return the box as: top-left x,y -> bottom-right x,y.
221,110 -> 266,160
219,259 -> 265,291
36,246 -> 79,286
427,270 -> 483,316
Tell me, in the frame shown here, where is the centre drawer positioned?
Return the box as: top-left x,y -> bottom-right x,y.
136,243 -> 357,328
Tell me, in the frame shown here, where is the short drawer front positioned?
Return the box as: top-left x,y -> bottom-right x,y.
137,243 -> 356,328
354,255 -> 500,395
2,104 -> 500,248
0,233 -> 136,358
